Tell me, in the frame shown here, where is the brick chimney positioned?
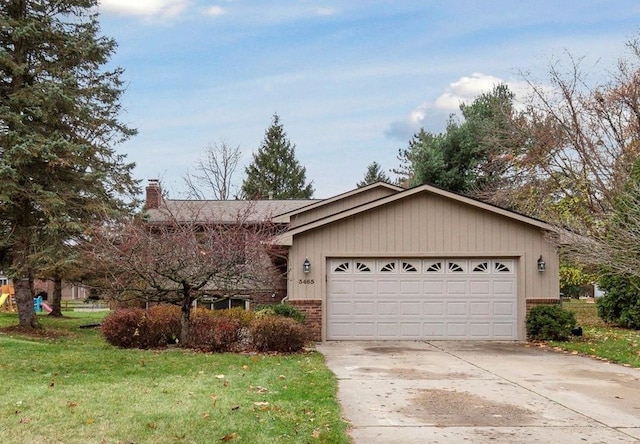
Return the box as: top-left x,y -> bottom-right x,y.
144,179 -> 162,210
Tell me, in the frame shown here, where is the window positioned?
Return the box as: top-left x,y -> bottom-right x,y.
494,261 -> 512,273
213,298 -> 246,310
379,261 -> 396,272
356,262 -> 372,273
447,261 -> 465,273
334,262 -> 350,273
401,261 -> 418,272
472,261 -> 489,273
424,261 -> 443,273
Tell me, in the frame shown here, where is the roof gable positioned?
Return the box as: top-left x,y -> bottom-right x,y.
276,183 -> 555,245
272,181 -> 403,224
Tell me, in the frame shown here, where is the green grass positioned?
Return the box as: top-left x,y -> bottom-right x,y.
548,299 -> 640,368
0,311 -> 350,444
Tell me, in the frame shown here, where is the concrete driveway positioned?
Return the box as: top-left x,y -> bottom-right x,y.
317,341 -> 640,443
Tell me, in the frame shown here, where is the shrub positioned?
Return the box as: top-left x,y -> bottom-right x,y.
597,273 -> 640,329
254,303 -> 306,324
209,307 -> 255,327
144,305 -> 181,347
187,311 -> 245,352
526,304 -> 576,341
102,305 -> 181,349
101,308 -> 145,348
249,316 -> 307,353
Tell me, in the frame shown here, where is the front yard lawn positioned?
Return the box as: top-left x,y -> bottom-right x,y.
0,312 -> 350,444
547,299 -> 640,368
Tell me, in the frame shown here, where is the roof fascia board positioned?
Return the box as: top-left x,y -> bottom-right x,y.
275,184 -> 555,243
272,182 -> 403,223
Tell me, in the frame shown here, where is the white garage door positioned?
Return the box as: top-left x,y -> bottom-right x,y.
327,258 -> 518,340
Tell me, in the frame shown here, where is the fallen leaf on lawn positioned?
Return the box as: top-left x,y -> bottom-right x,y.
215,375 -> 225,379
223,380 -> 229,387
279,374 -> 286,379
211,394 -> 218,405
199,370 -> 205,375
221,432 -> 237,441
256,386 -> 269,393
201,413 -> 210,419
19,417 -> 30,424
231,405 -> 240,411
67,401 -> 77,408
254,402 -> 270,406
241,365 -> 248,370
311,430 -> 320,439
86,418 -> 94,424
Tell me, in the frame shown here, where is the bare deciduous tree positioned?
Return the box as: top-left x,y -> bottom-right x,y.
183,140 -> 241,200
84,203 -> 284,344
484,43 -> 640,231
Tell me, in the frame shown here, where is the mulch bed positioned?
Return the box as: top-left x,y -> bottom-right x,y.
0,325 -> 69,339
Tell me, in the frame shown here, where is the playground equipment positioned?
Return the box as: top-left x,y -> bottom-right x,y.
0,284 -> 56,313
34,295 -> 43,312
0,284 -> 16,312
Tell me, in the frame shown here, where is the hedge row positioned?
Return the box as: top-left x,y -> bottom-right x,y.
101,305 -> 307,353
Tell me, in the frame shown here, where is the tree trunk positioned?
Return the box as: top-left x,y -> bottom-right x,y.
180,298 -> 192,345
49,276 -> 63,317
15,278 -> 38,328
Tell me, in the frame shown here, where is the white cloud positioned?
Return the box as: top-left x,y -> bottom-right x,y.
204,6 -> 227,16
433,73 -> 504,111
385,73 -> 533,141
316,7 -> 337,16
99,0 -> 190,18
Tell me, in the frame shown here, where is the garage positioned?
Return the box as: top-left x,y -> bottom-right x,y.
276,182 -> 559,341
327,258 -> 518,340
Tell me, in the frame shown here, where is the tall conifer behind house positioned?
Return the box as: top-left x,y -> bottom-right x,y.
242,114 -> 314,199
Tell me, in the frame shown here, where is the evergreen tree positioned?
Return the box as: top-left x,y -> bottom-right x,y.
397,84 -> 518,194
357,162 -> 391,187
241,114 -> 314,199
0,1 -> 138,328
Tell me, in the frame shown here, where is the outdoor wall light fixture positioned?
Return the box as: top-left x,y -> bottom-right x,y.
537,255 -> 546,272
303,258 -> 311,274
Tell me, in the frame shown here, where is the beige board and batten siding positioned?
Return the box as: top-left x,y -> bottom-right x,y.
287,183 -> 401,228
286,191 -> 558,340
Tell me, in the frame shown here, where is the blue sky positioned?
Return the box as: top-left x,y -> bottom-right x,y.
98,0 -> 640,199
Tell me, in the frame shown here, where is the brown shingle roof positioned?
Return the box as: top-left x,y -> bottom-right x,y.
144,199 -> 320,224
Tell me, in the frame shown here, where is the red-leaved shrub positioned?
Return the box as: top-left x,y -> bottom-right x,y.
144,305 -> 181,347
249,316 -> 307,353
101,308 -> 146,348
102,305 -> 181,348
187,310 -> 245,352
209,306 -> 255,327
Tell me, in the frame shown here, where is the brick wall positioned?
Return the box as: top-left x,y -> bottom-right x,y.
288,299 -> 322,342
250,290 -> 286,306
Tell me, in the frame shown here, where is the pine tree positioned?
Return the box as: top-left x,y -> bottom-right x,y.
357,162 -> 391,187
0,1 -> 138,327
241,114 -> 314,199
